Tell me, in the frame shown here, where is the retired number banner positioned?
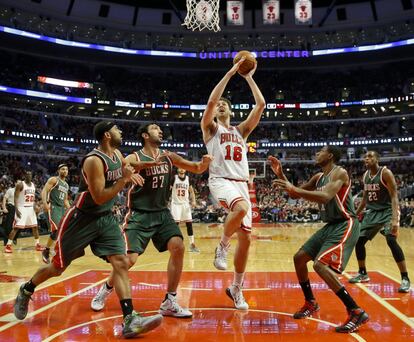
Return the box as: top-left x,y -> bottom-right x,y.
263,0 -> 280,25
227,1 -> 244,26
295,0 -> 312,25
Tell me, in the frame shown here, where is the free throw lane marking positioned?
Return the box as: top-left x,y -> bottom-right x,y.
343,272 -> 414,329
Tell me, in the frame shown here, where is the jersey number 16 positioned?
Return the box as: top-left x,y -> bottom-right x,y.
224,145 -> 243,162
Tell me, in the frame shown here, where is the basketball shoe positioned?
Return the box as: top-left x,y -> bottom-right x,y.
159,294 -> 192,318
91,283 -> 113,311
42,248 -> 50,264
226,285 -> 249,310
398,278 -> 411,293
335,308 -> 369,333
122,311 -> 163,338
293,300 -> 320,319
14,284 -> 33,320
348,273 -> 370,283
35,243 -> 45,251
189,243 -> 200,253
214,243 -> 229,270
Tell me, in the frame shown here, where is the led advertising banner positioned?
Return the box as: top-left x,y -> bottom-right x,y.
37,76 -> 92,89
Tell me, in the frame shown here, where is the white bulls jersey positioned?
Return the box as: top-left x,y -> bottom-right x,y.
206,124 -> 249,181
171,175 -> 190,205
16,181 -> 36,208
14,181 -> 37,229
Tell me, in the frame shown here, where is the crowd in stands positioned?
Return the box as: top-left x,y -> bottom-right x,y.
1,108 -> 412,147
1,51 -> 414,105
1,154 -> 412,239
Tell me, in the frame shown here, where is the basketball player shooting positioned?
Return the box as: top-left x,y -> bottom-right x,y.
200,56 -> 265,310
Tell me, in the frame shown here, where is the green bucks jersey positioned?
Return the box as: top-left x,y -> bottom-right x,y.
316,166 -> 356,222
126,149 -> 173,211
75,148 -> 123,214
363,167 -> 391,211
48,177 -> 69,207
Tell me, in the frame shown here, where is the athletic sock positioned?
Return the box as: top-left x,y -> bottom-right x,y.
220,235 -> 230,248
358,267 -> 367,275
24,279 -> 37,294
120,299 -> 133,318
233,272 -> 245,287
336,286 -> 358,311
299,280 -> 315,301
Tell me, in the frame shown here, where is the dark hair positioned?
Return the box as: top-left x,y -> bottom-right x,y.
219,97 -> 232,110
93,121 -> 115,142
326,145 -> 341,163
367,150 -> 380,160
137,122 -> 156,145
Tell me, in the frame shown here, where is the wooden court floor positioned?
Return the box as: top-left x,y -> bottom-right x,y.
0,223 -> 413,341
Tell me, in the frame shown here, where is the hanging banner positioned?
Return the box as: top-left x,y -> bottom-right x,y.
262,0 -> 280,24
295,0 -> 312,25
227,1 -> 244,26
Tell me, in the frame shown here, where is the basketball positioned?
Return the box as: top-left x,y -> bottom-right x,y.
233,50 -> 257,75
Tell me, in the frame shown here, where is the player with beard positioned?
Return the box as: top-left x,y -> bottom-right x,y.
13,121 -> 163,338
270,145 -> 369,334
90,123 -> 212,319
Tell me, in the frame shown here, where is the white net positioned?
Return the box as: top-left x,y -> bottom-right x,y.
182,0 -> 221,32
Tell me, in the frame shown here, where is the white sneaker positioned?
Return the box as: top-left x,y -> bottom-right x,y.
226,285 -> 249,310
159,294 -> 192,318
214,244 -> 228,270
91,283 -> 113,311
189,244 -> 200,253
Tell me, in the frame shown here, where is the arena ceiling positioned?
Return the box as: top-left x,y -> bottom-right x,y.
106,0 -> 373,11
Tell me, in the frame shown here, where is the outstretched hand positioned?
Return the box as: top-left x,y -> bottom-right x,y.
272,179 -> 297,197
227,57 -> 246,77
268,155 -> 283,178
240,61 -> 257,78
122,164 -> 144,186
201,154 -> 214,166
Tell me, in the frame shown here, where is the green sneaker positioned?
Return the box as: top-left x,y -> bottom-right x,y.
14,284 -> 33,320
398,278 -> 411,293
349,273 -> 370,283
122,311 -> 162,338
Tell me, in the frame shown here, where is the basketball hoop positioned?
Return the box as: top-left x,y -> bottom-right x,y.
182,0 -> 221,32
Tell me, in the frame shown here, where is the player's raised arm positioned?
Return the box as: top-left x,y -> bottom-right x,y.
201,59 -> 245,141
237,63 -> 266,140
274,168 -> 348,204
168,152 -> 213,174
